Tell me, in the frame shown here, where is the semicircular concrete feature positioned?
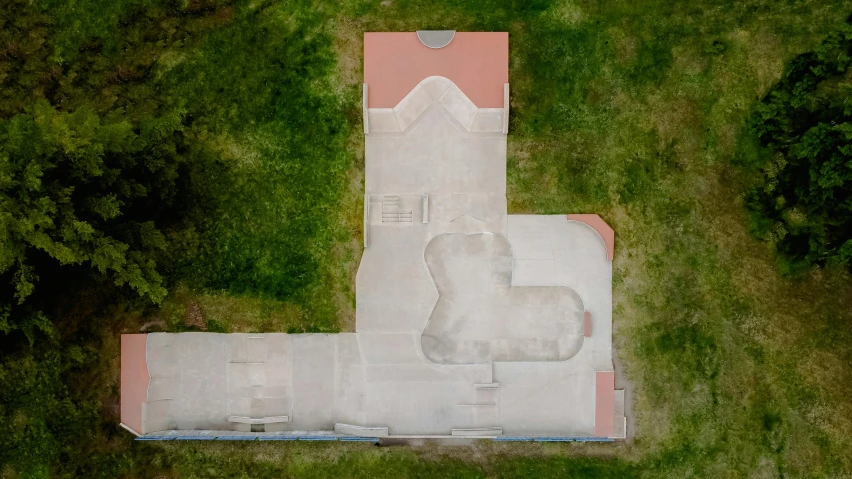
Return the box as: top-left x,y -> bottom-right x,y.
421,232 -> 585,364
417,30 -> 456,48
566,214 -> 614,261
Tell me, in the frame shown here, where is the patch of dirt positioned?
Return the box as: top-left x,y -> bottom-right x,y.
609,205 -> 638,442
672,45 -> 708,75
612,335 -> 637,442
547,3 -> 587,25
139,320 -> 166,332
730,28 -> 784,97
649,96 -> 705,162
609,28 -> 638,64
185,301 -> 206,330
333,18 -> 364,89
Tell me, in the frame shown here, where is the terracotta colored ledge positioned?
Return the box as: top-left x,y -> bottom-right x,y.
594,371 -> 615,437
120,334 -> 149,435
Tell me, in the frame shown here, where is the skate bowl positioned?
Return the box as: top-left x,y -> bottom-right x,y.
421,233 -> 585,364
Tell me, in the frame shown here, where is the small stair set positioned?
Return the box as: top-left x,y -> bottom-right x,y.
381,195 -> 413,223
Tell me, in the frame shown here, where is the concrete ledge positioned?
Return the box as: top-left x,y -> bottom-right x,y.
363,84 -> 369,135
474,383 -> 500,389
334,423 -> 389,438
451,427 -> 502,436
228,416 -> 290,425
422,194 -> 429,223
502,83 -> 510,134
364,194 -> 370,248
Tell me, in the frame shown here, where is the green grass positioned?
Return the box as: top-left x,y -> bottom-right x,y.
140,442 -> 637,478
4,0 -> 852,477
154,3 -> 359,330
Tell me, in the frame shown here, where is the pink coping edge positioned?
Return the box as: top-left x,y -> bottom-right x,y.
584,311 -> 592,337
595,371 -> 615,437
364,32 -> 508,108
120,334 -> 149,435
566,214 -> 614,261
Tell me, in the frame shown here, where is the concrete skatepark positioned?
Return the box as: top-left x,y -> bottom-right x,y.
121,31 -> 626,441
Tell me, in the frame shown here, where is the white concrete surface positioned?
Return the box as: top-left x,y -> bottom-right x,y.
142,77 -> 620,438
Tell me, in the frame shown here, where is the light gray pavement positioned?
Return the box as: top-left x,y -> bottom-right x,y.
417,30 -> 456,49
139,77 -> 622,438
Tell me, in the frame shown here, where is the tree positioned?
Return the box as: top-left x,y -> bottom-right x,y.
0,100 -> 187,336
744,22 -> 852,270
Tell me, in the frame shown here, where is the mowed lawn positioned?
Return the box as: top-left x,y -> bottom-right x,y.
7,0 -> 852,477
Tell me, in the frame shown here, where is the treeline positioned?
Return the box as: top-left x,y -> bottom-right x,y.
0,0 -> 233,337
0,1 -> 235,476
743,18 -> 852,271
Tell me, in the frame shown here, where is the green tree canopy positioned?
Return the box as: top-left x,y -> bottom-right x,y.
0,100 -> 187,336
744,22 -> 852,269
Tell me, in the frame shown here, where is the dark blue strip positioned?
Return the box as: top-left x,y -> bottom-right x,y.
532,437 -> 616,442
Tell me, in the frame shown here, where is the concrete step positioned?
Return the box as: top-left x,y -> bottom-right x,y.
334,423 -> 389,438
451,427 -> 502,437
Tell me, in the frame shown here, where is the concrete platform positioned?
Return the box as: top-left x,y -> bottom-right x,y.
121,31 -> 624,441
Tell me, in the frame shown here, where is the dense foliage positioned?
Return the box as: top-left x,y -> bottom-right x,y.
744,21 -> 852,269
0,0 -> 220,339
0,102 -> 184,312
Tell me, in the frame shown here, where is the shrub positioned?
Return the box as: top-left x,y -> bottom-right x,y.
743,22 -> 852,269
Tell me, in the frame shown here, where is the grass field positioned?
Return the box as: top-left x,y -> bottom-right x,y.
4,0 -> 852,477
